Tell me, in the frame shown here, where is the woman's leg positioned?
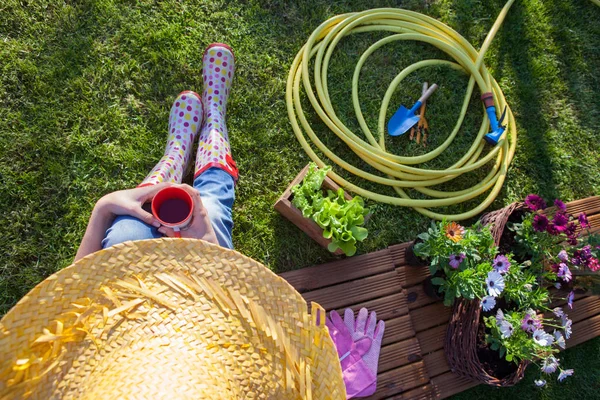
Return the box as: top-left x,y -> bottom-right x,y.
193,167 -> 235,249
101,215 -> 161,249
193,44 -> 238,249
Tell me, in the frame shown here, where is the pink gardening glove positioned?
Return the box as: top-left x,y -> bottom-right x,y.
326,308 -> 384,398
343,308 -> 385,397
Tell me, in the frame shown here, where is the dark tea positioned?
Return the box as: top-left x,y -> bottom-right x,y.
158,198 -> 191,224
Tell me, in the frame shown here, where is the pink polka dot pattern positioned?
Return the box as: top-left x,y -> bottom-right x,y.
195,44 -> 239,181
139,91 -> 203,186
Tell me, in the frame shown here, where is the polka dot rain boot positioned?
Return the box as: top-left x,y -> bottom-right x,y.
195,43 -> 239,181
139,91 -> 204,187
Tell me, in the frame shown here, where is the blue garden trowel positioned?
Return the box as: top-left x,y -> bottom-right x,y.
388,83 -> 438,137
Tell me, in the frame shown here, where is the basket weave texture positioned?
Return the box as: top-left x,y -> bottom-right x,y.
0,239 -> 345,399
444,202 -> 529,387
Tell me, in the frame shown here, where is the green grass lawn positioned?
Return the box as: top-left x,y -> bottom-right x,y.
1,0 -> 599,397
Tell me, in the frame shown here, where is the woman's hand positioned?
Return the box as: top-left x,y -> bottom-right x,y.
157,184 -> 219,245
74,183 -> 173,261
96,183 -> 174,227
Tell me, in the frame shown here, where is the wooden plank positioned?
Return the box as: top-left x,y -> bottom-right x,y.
303,271 -> 401,311
397,266 -> 430,288
417,325 -> 447,354
379,337 -> 423,373
389,242 -> 411,267
411,303 -> 451,333
383,314 -> 417,346
388,384 -> 436,400
430,371 -> 478,399
565,196 -> 600,216
422,349 -> 450,378
365,361 -> 430,400
339,292 -> 409,321
406,284 -> 438,311
568,296 -> 600,323
568,313 -> 600,348
281,248 -> 395,292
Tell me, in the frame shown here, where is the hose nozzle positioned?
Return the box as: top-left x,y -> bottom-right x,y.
481,92 -> 506,145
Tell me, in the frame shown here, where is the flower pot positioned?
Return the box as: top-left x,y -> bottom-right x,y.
445,298 -> 528,386
274,164 -> 353,256
404,238 -> 429,267
444,202 -> 530,386
423,274 -> 443,301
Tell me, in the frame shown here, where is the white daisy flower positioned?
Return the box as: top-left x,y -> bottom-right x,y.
558,369 -> 574,382
534,379 -> 546,387
486,271 -> 505,297
562,317 -> 572,339
499,320 -> 514,338
554,330 -> 566,349
496,309 -> 505,324
523,283 -> 533,291
533,329 -> 554,346
481,296 -> 496,311
541,356 -> 559,374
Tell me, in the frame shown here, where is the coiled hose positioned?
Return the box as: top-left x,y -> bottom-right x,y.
286,0 -> 517,220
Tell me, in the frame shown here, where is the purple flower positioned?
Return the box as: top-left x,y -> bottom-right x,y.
492,255 -> 511,274
557,250 -> 569,262
552,212 -> 569,232
578,213 -> 590,228
496,309 -> 505,323
567,291 -> 575,309
567,236 -> 578,246
533,214 -> 549,232
449,253 -> 466,269
521,313 -> 542,333
557,263 -> 572,283
554,199 -> 567,212
525,194 -> 547,211
554,282 -> 562,289
546,223 -> 559,236
573,246 -> 594,269
552,307 -> 565,318
565,223 -> 577,238
558,369 -> 574,382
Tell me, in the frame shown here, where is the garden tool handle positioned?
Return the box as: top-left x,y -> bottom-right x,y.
418,83 -> 438,104
421,82 -> 429,97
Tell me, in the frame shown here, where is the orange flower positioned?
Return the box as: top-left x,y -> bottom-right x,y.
445,222 -> 465,242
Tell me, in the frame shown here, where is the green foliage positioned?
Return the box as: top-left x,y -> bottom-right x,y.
291,163 -> 369,256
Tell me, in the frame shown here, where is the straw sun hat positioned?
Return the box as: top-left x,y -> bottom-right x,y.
0,239 -> 345,399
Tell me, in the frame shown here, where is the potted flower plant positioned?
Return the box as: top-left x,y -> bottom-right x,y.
274,163 -> 369,256
411,201 -> 579,386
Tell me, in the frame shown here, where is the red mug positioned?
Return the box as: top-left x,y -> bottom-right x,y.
151,187 -> 194,237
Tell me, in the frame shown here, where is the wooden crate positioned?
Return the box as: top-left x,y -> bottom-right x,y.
274,164 -> 353,256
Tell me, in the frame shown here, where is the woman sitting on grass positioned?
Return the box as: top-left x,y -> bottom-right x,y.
75,43 -> 238,261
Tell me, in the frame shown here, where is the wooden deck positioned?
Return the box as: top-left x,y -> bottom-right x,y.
280,196 -> 600,399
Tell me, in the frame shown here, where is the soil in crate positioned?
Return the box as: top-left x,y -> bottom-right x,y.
498,208 -> 528,263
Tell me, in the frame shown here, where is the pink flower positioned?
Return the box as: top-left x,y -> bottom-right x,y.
525,194 -> 547,211
578,213 -> 590,228
554,199 -> 567,212
552,212 -> 569,232
493,255 -> 511,274
533,214 -> 549,232
589,258 -> 600,272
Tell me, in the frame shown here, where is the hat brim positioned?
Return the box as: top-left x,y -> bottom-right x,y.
0,238 -> 345,400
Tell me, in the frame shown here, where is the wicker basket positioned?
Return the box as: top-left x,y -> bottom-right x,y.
444,202 -> 529,386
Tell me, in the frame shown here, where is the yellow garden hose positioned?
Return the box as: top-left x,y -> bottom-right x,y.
286,1 -> 518,220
